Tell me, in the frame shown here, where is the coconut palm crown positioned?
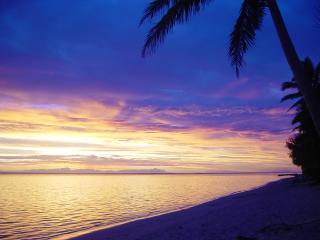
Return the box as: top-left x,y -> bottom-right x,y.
281,59 -> 320,134
140,0 -> 320,137
140,0 -> 267,76
281,58 -> 320,178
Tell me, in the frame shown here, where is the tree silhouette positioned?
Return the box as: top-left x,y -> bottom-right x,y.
140,0 -> 320,137
282,58 -> 320,179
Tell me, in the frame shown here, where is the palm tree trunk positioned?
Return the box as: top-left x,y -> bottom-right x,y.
267,0 -> 320,137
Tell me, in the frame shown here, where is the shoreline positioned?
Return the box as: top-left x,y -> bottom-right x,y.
56,178 -> 276,240
65,177 -> 320,240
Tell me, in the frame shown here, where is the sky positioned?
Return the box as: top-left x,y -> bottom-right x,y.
0,0 -> 319,173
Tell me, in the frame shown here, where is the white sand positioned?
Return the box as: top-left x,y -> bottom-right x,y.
68,177 -> 320,240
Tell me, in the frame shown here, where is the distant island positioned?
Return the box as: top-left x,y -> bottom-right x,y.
0,168 -> 299,175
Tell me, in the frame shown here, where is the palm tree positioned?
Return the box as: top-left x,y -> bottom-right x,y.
140,0 -> 320,137
282,58 -> 320,179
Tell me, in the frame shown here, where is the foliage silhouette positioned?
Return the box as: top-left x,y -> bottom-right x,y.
140,0 -> 267,76
140,0 -> 320,137
282,58 -> 320,179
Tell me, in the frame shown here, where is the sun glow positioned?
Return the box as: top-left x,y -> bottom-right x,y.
0,91 -> 295,173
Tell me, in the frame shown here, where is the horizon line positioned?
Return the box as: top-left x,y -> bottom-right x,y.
0,171 -> 299,175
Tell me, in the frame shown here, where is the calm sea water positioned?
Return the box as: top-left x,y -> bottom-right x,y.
0,174 -> 280,239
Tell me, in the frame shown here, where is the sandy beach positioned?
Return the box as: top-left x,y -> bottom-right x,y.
68,177 -> 320,240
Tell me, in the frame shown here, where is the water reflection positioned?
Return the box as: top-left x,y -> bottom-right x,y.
0,174 -> 279,239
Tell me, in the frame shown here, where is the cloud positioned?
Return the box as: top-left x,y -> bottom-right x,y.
0,90 -> 293,173
1,168 -> 168,174
0,0 -> 318,103
0,0 -> 316,173
0,154 -> 296,173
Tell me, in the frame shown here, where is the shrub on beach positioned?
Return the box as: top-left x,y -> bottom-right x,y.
282,58 -> 320,180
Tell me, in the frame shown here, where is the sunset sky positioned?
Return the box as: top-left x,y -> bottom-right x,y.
0,0 -> 319,173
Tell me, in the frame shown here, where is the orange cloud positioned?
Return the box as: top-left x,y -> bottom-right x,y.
0,90 -> 296,173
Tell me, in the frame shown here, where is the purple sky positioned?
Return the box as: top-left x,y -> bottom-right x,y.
0,0 -> 319,173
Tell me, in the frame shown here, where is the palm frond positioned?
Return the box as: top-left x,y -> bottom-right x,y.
229,0 -> 266,76
292,124 -> 302,132
141,0 -> 212,57
281,80 -> 297,91
288,98 -> 303,111
281,92 -> 302,102
140,0 -> 172,26
292,113 -> 304,126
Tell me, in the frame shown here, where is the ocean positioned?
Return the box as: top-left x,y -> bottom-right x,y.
0,174 -> 280,239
